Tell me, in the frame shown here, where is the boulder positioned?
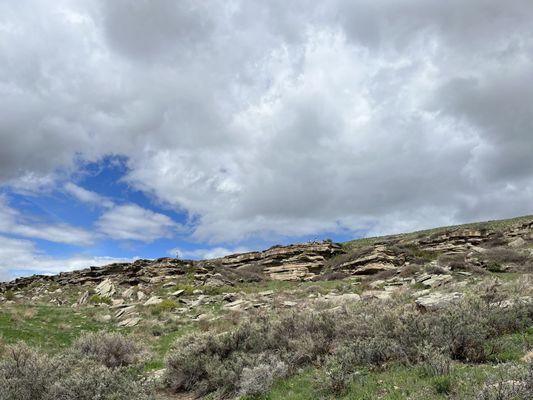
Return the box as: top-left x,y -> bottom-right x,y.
419,274 -> 452,288
137,291 -> 146,301
223,299 -> 250,311
76,291 -> 90,306
415,292 -> 464,311
118,317 -> 141,327
115,305 -> 136,319
353,262 -> 396,275
323,293 -> 361,305
122,287 -> 135,298
508,237 -> 526,248
144,296 -> 163,306
282,301 -> 298,307
361,290 -> 392,301
95,279 -> 115,297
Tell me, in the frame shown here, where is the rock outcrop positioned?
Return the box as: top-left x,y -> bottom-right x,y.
0,242 -> 344,291
2,216 -> 532,293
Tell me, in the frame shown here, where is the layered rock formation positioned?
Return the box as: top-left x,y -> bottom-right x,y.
1,242 -> 344,291
2,216 -> 532,293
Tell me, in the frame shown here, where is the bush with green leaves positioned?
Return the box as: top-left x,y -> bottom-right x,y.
88,294 -> 112,305
4,290 -> 15,301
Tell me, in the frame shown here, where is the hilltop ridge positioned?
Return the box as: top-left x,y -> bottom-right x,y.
3,215 -> 532,293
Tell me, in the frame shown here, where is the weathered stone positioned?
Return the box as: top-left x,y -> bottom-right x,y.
204,277 -> 226,287
95,279 -> 115,297
222,293 -> 238,302
144,296 -> 163,306
77,291 -> 90,305
323,293 -> 361,305
420,274 -> 452,288
508,237 -> 526,248
115,305 -> 136,319
353,262 -> 396,275
112,299 -> 124,307
137,291 -> 146,301
361,290 -> 392,301
415,292 -> 464,311
170,289 -> 185,297
118,317 -> 141,327
223,299 -> 249,310
122,287 -> 135,298
282,301 -> 298,307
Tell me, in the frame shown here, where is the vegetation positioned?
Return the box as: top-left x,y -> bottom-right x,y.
1,215 -> 532,399
165,291 -> 532,398
0,343 -> 153,400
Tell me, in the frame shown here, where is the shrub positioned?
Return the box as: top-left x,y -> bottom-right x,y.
4,290 -> 15,301
88,294 -> 112,305
417,343 -> 452,377
165,294 -> 533,398
482,247 -> 529,272
151,299 -> 178,315
316,349 -> 358,395
73,332 -> 146,368
399,264 -> 421,277
439,253 -> 467,271
432,375 -> 452,395
0,343 -> 153,400
476,363 -> 532,400
238,355 -> 287,397
426,264 -> 448,275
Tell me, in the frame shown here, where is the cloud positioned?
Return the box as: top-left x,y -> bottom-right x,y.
0,235 -> 131,281
64,182 -> 114,208
0,196 -> 95,246
169,246 -> 252,260
0,0 -> 532,246
96,204 -> 181,242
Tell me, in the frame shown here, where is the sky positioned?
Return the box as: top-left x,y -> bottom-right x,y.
1,0 -> 533,281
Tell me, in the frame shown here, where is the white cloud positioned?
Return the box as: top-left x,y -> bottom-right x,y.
0,196 -> 95,246
169,246 -> 253,260
0,0 -> 532,245
96,204 -> 181,242
64,182 -> 114,208
0,235 -> 131,281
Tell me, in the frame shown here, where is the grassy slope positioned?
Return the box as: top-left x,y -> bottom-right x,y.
343,214 -> 533,250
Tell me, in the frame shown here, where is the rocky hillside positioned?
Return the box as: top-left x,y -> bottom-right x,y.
2,215 -> 532,293
0,215 -> 532,400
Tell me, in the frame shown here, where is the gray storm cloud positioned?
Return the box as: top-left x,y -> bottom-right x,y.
1,0 -> 532,242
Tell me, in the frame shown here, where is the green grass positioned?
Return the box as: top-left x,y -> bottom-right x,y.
0,304 -> 112,351
244,361 -> 527,400
488,327 -> 533,362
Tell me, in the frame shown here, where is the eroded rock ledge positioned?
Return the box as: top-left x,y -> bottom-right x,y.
2,217 -> 532,292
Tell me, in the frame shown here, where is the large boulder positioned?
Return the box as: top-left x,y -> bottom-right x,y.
415,292 -> 464,311
95,279 -> 115,297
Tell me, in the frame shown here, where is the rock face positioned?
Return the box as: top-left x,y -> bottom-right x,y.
1,216 -> 532,293
205,242 -> 344,281
335,245 -> 401,275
